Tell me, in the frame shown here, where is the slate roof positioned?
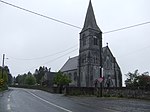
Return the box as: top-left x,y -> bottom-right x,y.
60,47 -> 121,72
60,56 -> 78,72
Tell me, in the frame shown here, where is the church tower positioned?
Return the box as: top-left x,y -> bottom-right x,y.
78,0 -> 102,87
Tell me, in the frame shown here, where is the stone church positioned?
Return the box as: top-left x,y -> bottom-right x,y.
60,0 -> 122,87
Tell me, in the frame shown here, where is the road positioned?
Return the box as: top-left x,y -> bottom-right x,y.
0,88 -> 150,112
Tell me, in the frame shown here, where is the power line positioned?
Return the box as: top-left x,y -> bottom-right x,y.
42,48 -> 78,65
14,48 -> 78,75
8,44 -> 78,61
103,21 -> 150,34
0,0 -> 81,29
1,0 -> 150,34
1,0 -> 150,75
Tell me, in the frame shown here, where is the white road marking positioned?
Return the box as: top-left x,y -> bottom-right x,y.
7,91 -> 13,112
7,104 -> 11,110
8,91 -> 12,98
32,90 -> 39,92
100,107 -> 120,112
8,98 -> 10,102
27,91 -> 72,112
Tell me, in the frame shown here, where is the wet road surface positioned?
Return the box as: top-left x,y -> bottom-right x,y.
0,88 -> 150,112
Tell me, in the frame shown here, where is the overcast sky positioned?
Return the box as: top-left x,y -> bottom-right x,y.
0,0 -> 150,84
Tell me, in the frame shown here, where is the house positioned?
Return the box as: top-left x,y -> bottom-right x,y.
42,69 -> 56,87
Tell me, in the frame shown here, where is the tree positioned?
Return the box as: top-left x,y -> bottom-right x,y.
53,71 -> 71,93
136,72 -> 150,89
125,70 -> 150,89
125,69 -> 139,88
3,71 -> 8,84
53,71 -> 71,86
33,66 -> 48,84
0,66 -> 8,84
15,74 -> 27,85
7,73 -> 12,85
4,66 -> 12,85
25,72 -> 36,85
0,66 -> 9,90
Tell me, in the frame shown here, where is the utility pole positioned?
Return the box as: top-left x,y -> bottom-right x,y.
114,57 -> 117,87
1,54 -> 5,78
99,33 -> 103,97
78,57 -> 81,87
99,66 -> 102,97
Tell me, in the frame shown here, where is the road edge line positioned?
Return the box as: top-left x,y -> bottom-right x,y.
27,91 -> 72,112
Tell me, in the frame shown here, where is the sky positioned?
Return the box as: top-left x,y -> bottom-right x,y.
0,0 -> 150,85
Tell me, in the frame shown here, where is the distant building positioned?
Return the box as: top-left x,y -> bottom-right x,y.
42,68 -> 56,87
60,0 -> 122,87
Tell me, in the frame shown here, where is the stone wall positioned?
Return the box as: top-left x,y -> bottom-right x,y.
65,87 -> 150,99
10,85 -> 150,100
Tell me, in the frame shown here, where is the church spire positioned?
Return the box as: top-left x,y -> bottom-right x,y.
81,0 -> 101,33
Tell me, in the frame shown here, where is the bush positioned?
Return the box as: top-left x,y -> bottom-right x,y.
25,75 -> 36,85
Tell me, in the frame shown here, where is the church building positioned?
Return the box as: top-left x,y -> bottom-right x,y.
60,0 -> 122,87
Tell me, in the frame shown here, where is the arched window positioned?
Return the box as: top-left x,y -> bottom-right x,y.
68,73 -> 72,80
80,72 -> 83,81
81,54 -> 86,63
96,57 -> 98,63
74,72 -> 77,81
83,38 -> 86,46
105,56 -> 111,69
82,34 -> 86,46
93,36 -> 98,45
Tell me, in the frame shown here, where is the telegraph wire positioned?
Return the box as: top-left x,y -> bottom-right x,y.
103,21 -> 150,34
42,48 -> 78,65
8,44 -> 78,61
1,0 -> 150,34
1,0 -> 150,74
0,0 -> 81,29
14,44 -> 150,75
14,48 -> 78,75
